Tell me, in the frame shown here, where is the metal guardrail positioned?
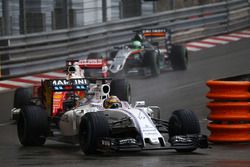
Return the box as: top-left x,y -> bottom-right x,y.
0,0 -> 249,80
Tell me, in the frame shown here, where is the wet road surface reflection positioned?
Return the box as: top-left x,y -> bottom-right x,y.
1,124 -> 250,167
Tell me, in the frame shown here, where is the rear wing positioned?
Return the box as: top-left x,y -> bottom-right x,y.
42,77 -> 111,94
45,78 -> 89,92
41,78 -> 89,117
135,28 -> 172,55
134,28 -> 171,41
142,29 -> 171,38
41,78 -> 89,116
134,28 -> 172,51
66,59 -> 107,69
41,77 -> 111,116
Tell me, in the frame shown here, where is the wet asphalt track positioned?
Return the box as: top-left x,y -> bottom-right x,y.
0,38 -> 250,167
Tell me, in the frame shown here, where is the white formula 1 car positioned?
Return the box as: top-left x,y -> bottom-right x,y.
12,62 -> 207,155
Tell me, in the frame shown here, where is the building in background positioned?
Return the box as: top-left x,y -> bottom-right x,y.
0,0 -> 223,36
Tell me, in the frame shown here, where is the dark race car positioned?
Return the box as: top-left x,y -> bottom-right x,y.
109,29 -> 188,77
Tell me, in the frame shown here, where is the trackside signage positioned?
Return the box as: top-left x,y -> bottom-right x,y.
142,29 -> 167,33
52,79 -> 88,86
79,59 -> 103,65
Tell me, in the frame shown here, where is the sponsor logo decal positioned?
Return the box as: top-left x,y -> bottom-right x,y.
52,79 -> 87,86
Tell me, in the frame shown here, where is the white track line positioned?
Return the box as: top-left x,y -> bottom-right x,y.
230,33 -> 250,38
186,46 -> 201,51
241,30 -> 250,34
0,80 -> 33,87
202,38 -> 228,44
217,35 -> 240,41
0,73 -> 64,92
187,42 -> 215,48
0,87 -> 9,91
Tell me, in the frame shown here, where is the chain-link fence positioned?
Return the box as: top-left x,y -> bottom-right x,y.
0,0 -> 226,36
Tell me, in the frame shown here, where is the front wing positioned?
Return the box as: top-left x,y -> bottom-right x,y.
97,134 -> 208,152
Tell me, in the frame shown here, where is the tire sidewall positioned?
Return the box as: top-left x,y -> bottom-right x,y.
110,79 -> 131,103
144,51 -> 160,76
168,109 -> 200,138
17,105 -> 48,146
14,88 -> 32,108
79,112 -> 110,155
169,45 -> 188,70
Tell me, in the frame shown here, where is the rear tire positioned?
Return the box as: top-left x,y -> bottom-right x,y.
144,51 -> 160,76
168,109 -> 200,152
17,105 -> 48,146
14,88 -> 32,108
110,79 -> 131,103
110,50 -> 118,60
169,45 -> 188,70
79,112 -> 110,155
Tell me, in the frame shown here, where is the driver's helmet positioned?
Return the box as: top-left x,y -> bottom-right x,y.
103,96 -> 122,109
132,40 -> 142,49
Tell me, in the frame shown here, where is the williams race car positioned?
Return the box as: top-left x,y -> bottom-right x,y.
12,62 -> 207,155
109,29 -> 188,77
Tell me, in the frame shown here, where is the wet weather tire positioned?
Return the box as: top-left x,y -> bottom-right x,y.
169,45 -> 188,70
17,105 -> 48,146
110,79 -> 131,103
14,88 -> 32,108
144,51 -> 160,76
79,112 -> 110,155
168,109 -> 200,152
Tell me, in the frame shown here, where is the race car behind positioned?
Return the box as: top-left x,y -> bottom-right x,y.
66,53 -> 109,79
109,28 -> 188,77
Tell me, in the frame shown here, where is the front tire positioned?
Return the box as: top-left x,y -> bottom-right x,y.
14,88 -> 32,108
17,105 -> 48,146
79,112 -> 110,155
168,109 -> 200,152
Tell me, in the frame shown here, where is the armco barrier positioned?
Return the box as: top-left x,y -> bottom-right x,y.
0,0 -> 250,79
206,75 -> 250,143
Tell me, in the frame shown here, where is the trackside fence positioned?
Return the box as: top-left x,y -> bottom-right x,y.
0,0 -> 250,79
207,74 -> 250,143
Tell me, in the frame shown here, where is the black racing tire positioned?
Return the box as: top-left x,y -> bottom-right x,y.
79,112 -> 110,155
14,88 -> 32,108
17,105 -> 48,146
110,70 -> 126,79
110,50 -> 118,60
144,51 -> 160,76
169,45 -> 188,70
168,109 -> 200,152
110,79 -> 131,103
